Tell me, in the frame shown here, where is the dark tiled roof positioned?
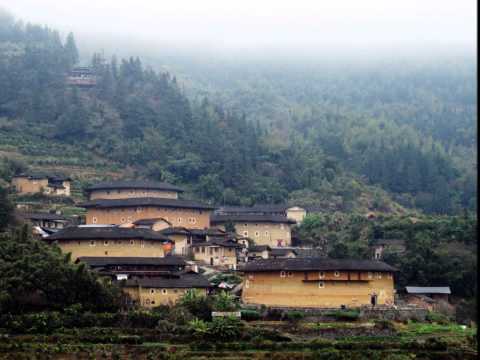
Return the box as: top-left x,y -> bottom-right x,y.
13,173 -> 71,181
241,258 -> 397,272
46,226 -> 172,242
125,273 -> 210,288
133,217 -> 171,226
269,248 -> 298,256
252,204 -> 290,212
248,245 -> 271,252
293,248 -> 326,258
211,214 -> 296,224
85,180 -> 184,193
371,239 -> 406,246
19,212 -> 69,221
193,239 -> 244,249
406,286 -> 451,294
79,197 -> 215,210
77,256 -> 186,267
159,227 -> 191,235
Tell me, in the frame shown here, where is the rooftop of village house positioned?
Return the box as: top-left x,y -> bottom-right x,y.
79,197 -> 215,210
85,180 -> 184,193
46,225 -> 173,242
13,172 -> 71,181
241,257 -> 397,272
211,214 -> 296,224
77,256 -> 187,267
124,272 -> 211,289
193,238 -> 245,249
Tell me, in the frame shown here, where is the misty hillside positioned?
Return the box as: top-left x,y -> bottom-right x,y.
0,14 -> 476,216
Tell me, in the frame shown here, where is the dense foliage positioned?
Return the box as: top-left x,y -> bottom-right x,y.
0,226 -> 121,313
0,14 -> 475,214
295,213 -> 477,300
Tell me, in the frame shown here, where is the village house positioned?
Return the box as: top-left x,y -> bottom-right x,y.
66,66 -> 97,87
123,272 -> 211,307
12,173 -> 71,196
18,211 -> 71,231
241,258 -> 396,308
192,238 -> 244,268
211,214 -> 296,247
45,225 -> 174,260
246,245 -> 298,261
370,239 -> 406,260
76,256 -> 187,280
403,286 -> 452,311
81,180 -> 214,227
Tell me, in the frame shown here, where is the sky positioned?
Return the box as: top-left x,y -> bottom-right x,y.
0,0 -> 476,57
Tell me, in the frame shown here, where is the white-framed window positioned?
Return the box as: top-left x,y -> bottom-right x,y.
318,281 -> 325,288
287,271 -> 293,278
244,223 -> 248,227
121,217 -> 126,223
89,240 -> 96,247
150,289 -> 155,294
136,207 -> 143,213
192,218 -> 197,224
130,240 -> 135,246
255,231 -> 260,237
334,271 -> 340,277
280,271 -> 286,278
141,240 -> 145,248
162,289 -> 167,295
178,218 -> 182,223
265,231 -> 269,237
243,231 -> 248,237
92,217 -> 97,224
368,272 -> 373,279
104,240 -> 109,246
319,271 -> 325,279
245,280 -> 250,288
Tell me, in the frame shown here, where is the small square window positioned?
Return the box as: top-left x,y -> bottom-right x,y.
150,289 -> 155,294
245,280 -> 250,288
287,271 -> 293,277
280,271 -> 286,278
121,218 -> 126,223
130,240 -> 135,246
255,231 -> 259,237
376,273 -> 382,279
265,231 -> 269,236
319,271 -> 325,279
243,231 -> 248,237
319,281 -> 325,288
92,217 -> 97,224
162,289 -> 167,295
368,272 -> 373,279
90,240 -> 96,247
334,271 -> 340,277
104,240 -> 109,246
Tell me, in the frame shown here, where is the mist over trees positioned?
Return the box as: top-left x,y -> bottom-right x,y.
0,14 -> 476,215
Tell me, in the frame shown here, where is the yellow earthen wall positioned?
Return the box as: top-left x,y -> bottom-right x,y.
12,177 -> 48,194
86,207 -> 211,228
242,270 -> 395,308
216,222 -> 292,247
286,208 -> 307,224
192,245 -> 237,266
124,286 -> 207,307
54,239 -> 166,260
89,189 -> 178,200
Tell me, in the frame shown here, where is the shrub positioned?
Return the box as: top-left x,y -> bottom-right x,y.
425,311 -> 450,325
241,309 -> 261,321
373,319 -> 396,331
207,317 -> 243,341
284,311 -> 304,321
188,318 -> 209,340
212,291 -> 238,311
324,310 -> 360,321
178,290 -> 212,321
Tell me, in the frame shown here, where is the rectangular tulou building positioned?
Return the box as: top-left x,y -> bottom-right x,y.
46,225 -> 174,260
81,180 -> 214,228
241,258 -> 396,308
211,214 -> 296,247
12,173 -> 71,196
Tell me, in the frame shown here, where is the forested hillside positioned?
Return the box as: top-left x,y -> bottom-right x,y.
161,55 -> 477,215
0,12 -> 476,216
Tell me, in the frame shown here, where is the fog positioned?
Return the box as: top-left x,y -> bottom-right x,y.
0,0 -> 476,61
